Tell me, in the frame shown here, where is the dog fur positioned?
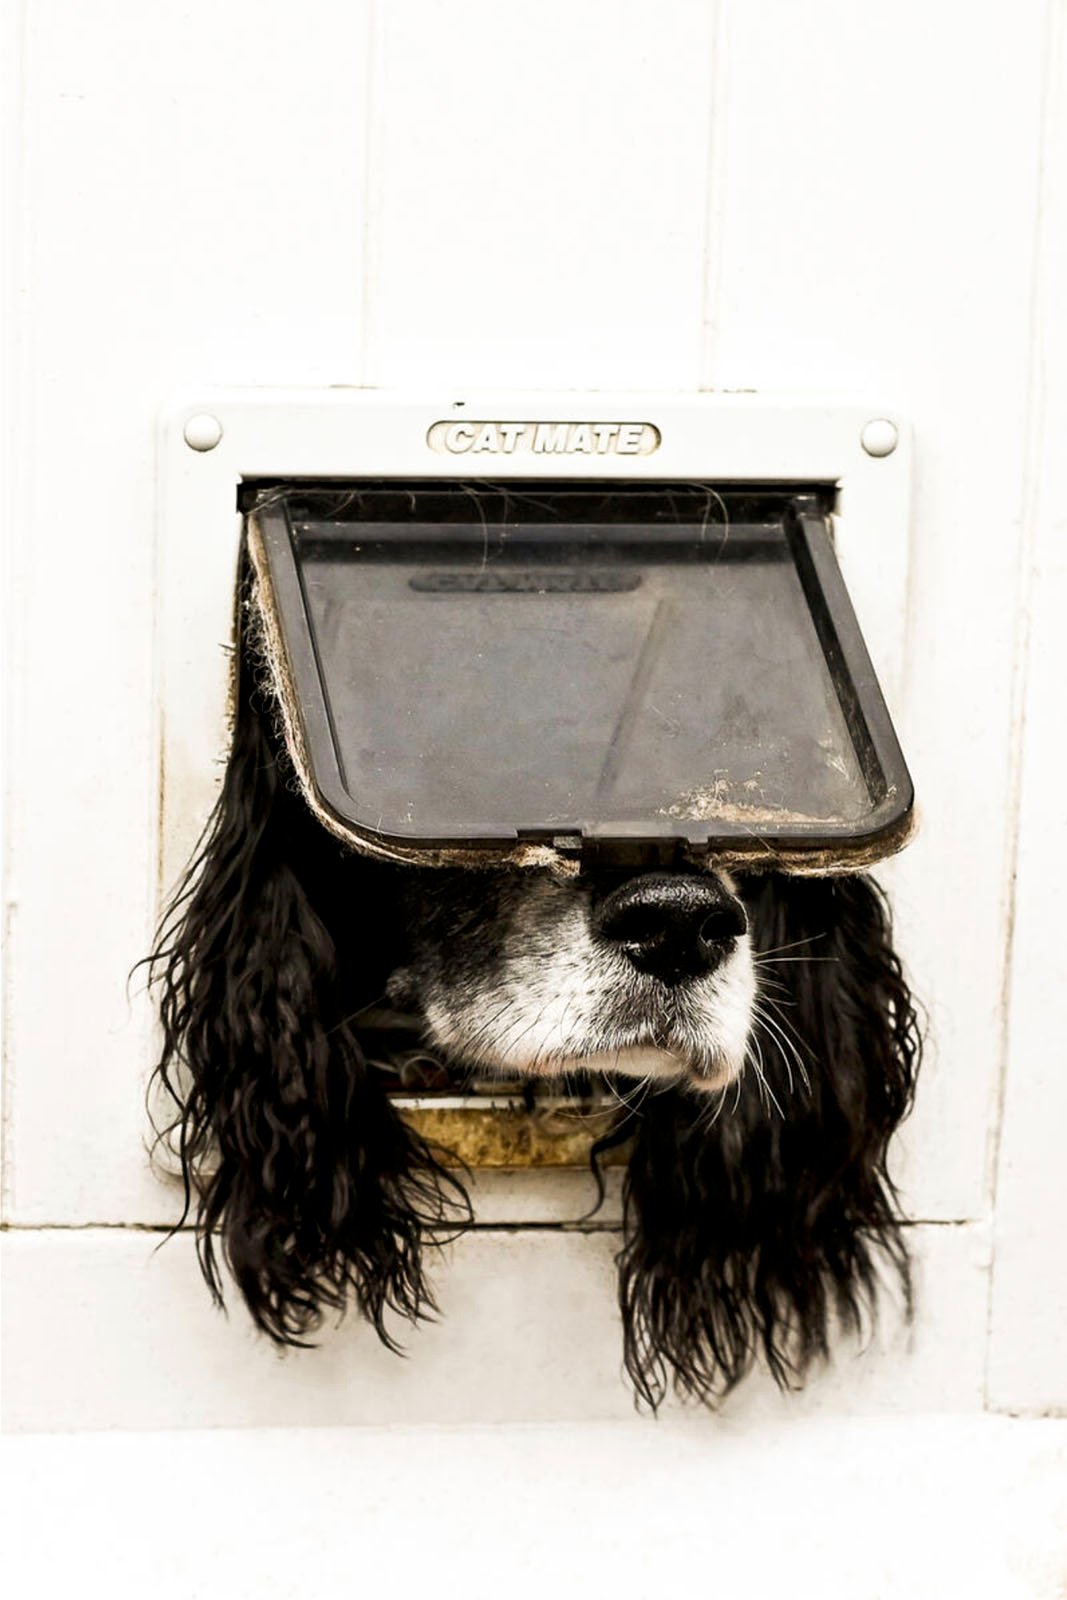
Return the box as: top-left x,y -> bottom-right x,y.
148,553 -> 921,1409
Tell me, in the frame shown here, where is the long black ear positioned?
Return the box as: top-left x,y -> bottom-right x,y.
147,556 -> 470,1348
615,872 -> 921,1410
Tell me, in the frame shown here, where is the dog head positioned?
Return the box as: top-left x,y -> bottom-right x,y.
148,558 -> 920,1408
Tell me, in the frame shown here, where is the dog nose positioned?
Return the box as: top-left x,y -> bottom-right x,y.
592,873 -> 748,984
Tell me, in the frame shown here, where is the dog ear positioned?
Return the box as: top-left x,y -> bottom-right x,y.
147,555 -> 470,1348
614,872 -> 921,1410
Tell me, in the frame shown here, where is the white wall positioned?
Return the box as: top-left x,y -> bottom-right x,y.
3,0 -> 1065,1433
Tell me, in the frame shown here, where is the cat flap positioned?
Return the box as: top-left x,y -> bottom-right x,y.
245,480 -> 912,872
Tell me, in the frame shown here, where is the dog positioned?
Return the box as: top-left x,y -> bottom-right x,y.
149,547 -> 920,1409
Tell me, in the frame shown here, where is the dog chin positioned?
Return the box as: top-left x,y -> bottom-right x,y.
535,1044 -> 742,1095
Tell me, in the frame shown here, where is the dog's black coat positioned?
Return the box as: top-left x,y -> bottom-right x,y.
149,563 -> 921,1409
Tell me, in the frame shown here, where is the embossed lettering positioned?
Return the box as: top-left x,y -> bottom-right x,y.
497,422 -> 525,453
591,423 -> 620,452
444,422 -> 476,452
533,422 -> 571,453
470,422 -> 499,452
426,420 -> 661,457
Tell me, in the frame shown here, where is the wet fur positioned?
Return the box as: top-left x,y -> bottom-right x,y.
147,562 -> 921,1407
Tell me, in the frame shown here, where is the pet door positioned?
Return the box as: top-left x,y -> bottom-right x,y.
246,479 -> 912,873
162,392 -> 914,1174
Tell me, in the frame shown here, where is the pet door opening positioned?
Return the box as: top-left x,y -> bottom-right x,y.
245,479 -> 912,874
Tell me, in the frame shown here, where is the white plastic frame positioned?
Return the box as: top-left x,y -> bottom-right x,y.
158,389 -> 912,894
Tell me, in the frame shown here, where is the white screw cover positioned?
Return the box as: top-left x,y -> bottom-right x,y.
860,418 -> 898,458
183,412 -> 224,452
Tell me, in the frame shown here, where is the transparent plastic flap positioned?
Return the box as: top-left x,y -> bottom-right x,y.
248,481 -> 912,867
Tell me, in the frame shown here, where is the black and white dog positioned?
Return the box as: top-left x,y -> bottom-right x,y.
150,553 -> 920,1409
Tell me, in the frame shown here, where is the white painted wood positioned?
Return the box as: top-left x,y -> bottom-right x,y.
465,1167 -> 624,1225
364,0 -> 719,391
3,0 -> 371,1226
5,1418 -> 1066,1600
707,0 -> 1050,1224
0,1223 -> 988,1432
988,0 -> 1067,1416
